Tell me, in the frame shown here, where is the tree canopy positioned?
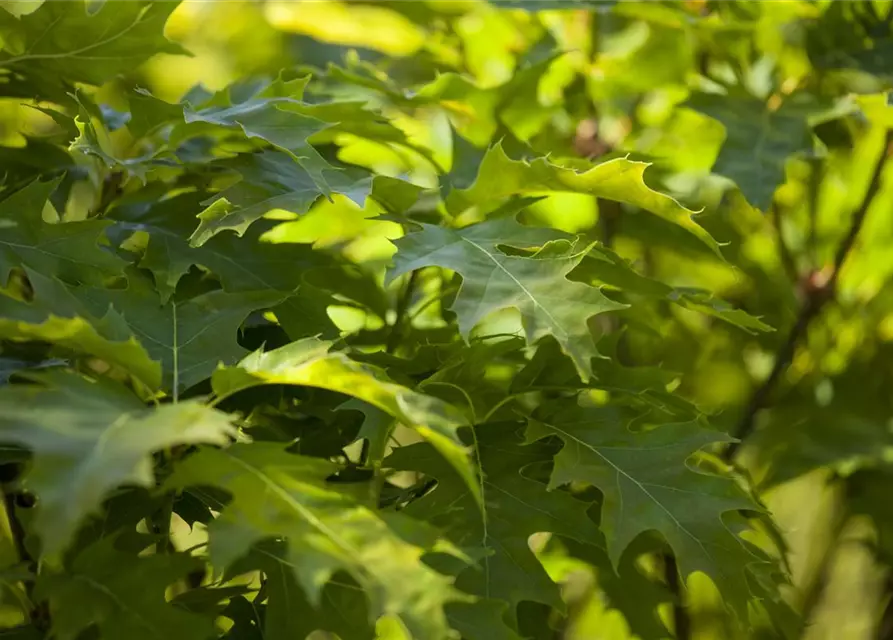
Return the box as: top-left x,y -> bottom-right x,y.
0,1 -> 892,639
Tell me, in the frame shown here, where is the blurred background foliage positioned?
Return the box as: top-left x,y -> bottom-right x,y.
2,0 -> 893,638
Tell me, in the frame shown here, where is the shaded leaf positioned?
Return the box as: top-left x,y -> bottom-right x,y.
686,92 -> 816,211
807,2 -> 893,78
0,178 -> 126,286
0,1 -> 186,99
189,151 -> 373,246
0,369 -> 235,557
386,423 -> 603,629
577,246 -> 773,333
35,537 -> 214,640
230,540 -> 375,640
74,272 -> 284,393
526,402 -> 771,618
0,269 -> 161,389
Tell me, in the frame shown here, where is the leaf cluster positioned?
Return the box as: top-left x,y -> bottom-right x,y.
2,2 -> 892,639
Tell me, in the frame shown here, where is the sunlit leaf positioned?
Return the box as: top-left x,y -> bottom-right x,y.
167,442 -> 467,640
447,144 -> 721,256
211,338 -> 481,506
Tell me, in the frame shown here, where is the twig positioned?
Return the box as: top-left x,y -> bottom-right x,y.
152,495 -> 176,555
385,270 -> 419,355
724,130 -> 893,460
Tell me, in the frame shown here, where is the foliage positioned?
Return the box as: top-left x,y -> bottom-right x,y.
0,1 -> 892,639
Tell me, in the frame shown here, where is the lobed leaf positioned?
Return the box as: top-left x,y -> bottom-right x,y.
526,402 -> 772,618
211,338 -> 481,506
447,144 -> 722,256
0,369 -> 235,558
35,537 -> 213,640
389,216 -> 627,381
167,442 -> 468,640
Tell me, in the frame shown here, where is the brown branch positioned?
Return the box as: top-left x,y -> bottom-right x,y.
724,130 -> 893,460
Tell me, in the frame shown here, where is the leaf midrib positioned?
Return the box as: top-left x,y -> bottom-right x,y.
221,450 -> 375,591
542,421 -> 716,571
461,236 -> 564,332
1,8 -> 150,67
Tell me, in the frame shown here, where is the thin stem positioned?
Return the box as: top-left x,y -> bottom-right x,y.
481,393 -> 526,424
386,270 -> 419,354
152,494 -> 176,555
420,380 -> 478,424
725,130 -> 893,459
665,552 -> 691,639
369,464 -> 387,509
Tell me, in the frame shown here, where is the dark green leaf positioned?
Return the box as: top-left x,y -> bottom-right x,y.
389,217 -> 627,381
35,537 -> 214,640
527,403 -> 772,618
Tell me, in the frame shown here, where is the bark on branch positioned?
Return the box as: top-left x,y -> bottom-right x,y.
724,130 -> 893,461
